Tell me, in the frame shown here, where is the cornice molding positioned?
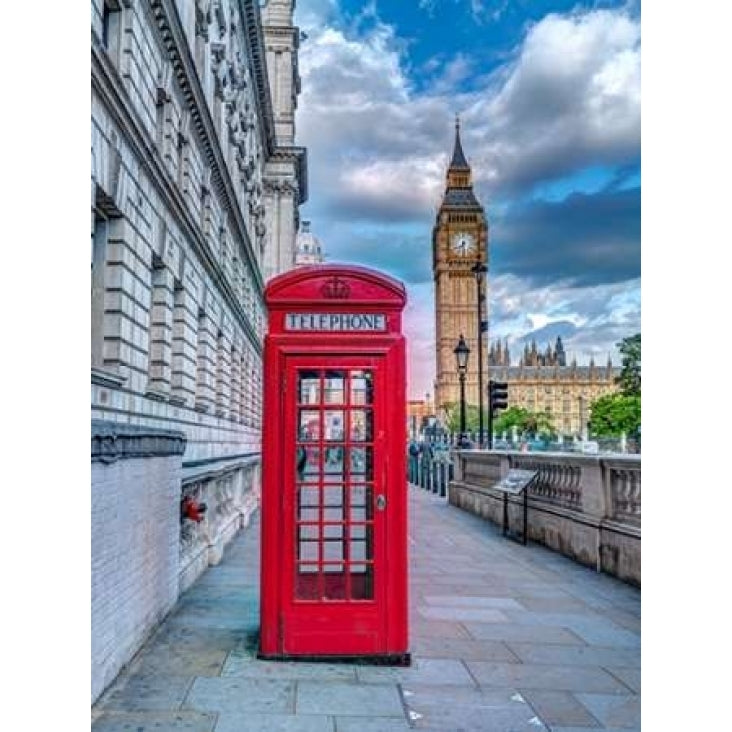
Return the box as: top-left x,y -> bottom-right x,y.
238,0 -> 276,158
91,43 -> 262,357
91,420 -> 186,464
150,0 -> 266,294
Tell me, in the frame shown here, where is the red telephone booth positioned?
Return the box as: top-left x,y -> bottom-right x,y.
259,264 -> 410,664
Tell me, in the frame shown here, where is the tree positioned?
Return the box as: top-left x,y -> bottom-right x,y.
442,402 -> 483,433
589,393 -> 641,437
492,406 -> 529,435
493,406 -> 556,439
616,333 -> 641,396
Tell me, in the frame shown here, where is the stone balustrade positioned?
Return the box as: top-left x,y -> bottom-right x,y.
179,456 -> 261,593
449,450 -> 640,586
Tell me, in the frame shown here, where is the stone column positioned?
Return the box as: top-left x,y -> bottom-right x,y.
104,218 -> 150,386
230,343 -> 241,423
196,309 -> 217,412
171,282 -> 198,407
147,262 -> 174,396
241,347 -> 251,426
215,325 -> 232,419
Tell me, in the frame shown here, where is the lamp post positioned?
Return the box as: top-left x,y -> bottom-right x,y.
471,262 -> 488,447
453,334 -> 470,447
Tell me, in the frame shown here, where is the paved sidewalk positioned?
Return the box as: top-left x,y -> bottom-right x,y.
92,486 -> 640,731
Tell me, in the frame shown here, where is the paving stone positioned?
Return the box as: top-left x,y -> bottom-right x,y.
183,677 -> 294,714
214,713 -> 335,732
222,650 -> 357,681
419,606 -> 510,623
520,690 -> 601,728
403,684 -> 548,731
463,622 -> 585,645
91,711 -> 216,731
356,657 -> 476,686
576,693 -> 641,728
423,594 -> 525,609
465,662 -> 631,694
550,728 -> 639,732
97,676 -> 194,711
295,681 -> 404,717
410,636 -> 519,662
516,596 -> 594,613
506,643 -> 641,668
334,717 -> 411,731
604,667 -> 641,694
129,645 -> 228,677
503,612 -> 641,649
410,619 -> 472,638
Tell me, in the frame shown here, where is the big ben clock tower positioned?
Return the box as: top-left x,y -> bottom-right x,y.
432,118 -> 488,417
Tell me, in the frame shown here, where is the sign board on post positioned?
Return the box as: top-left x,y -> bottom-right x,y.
493,469 -> 538,544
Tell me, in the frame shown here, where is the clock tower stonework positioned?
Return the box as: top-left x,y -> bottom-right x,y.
432,119 -> 488,417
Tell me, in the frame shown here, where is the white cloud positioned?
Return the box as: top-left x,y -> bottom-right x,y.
469,10 -> 641,191
297,6 -> 640,220
293,2 -> 641,397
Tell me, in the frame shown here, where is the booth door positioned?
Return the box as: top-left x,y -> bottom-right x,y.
282,357 -> 388,655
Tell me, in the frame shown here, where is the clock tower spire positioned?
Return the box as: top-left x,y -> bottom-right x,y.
432,119 -> 489,420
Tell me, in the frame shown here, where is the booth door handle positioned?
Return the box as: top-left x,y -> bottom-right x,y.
375,494 -> 387,511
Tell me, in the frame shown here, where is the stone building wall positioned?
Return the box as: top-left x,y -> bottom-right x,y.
489,364 -> 620,437
91,0 -> 304,703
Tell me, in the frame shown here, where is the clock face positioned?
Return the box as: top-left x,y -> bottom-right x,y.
451,232 -> 476,256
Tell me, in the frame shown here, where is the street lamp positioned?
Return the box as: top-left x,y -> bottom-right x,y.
471,261 -> 488,447
453,334 -> 470,447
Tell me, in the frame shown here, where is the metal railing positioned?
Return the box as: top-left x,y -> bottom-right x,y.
407,439 -> 455,497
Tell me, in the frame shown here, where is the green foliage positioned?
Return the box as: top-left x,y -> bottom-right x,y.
616,333 -> 641,396
442,402 -> 483,433
589,393 -> 641,437
493,406 -> 556,438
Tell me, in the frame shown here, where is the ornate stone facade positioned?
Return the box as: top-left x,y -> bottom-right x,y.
91,0 -> 305,701
432,119 -> 488,414
261,0 -> 308,280
489,337 -> 620,436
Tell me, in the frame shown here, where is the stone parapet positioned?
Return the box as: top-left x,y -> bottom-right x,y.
449,450 -> 641,586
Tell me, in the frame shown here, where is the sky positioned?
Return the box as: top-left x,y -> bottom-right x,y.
292,0 -> 641,399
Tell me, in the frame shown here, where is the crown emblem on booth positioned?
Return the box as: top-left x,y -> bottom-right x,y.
321,276 -> 350,299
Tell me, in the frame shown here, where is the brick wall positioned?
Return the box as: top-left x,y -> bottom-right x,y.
91,452 -> 181,702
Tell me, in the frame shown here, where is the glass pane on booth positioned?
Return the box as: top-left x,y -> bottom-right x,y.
299,371 -> 320,405
323,446 -> 345,479
349,447 -> 373,480
324,371 -> 345,404
323,485 -> 344,521
350,410 -> 372,442
324,411 -> 344,441
299,411 -> 320,441
350,371 -> 373,405
296,447 -> 320,483
349,485 -> 373,521
298,485 -> 319,521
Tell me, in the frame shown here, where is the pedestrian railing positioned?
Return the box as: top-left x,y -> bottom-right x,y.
407,441 -> 455,497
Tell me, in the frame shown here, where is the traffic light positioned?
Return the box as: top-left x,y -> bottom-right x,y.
489,380 -> 508,412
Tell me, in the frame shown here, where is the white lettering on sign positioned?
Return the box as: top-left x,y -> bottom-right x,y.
285,313 -> 387,332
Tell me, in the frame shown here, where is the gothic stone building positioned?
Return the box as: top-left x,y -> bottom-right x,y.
432,119 -> 488,415
489,337 -> 620,437
91,0 -> 306,702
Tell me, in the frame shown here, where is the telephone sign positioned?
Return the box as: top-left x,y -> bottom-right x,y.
259,265 -> 410,664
